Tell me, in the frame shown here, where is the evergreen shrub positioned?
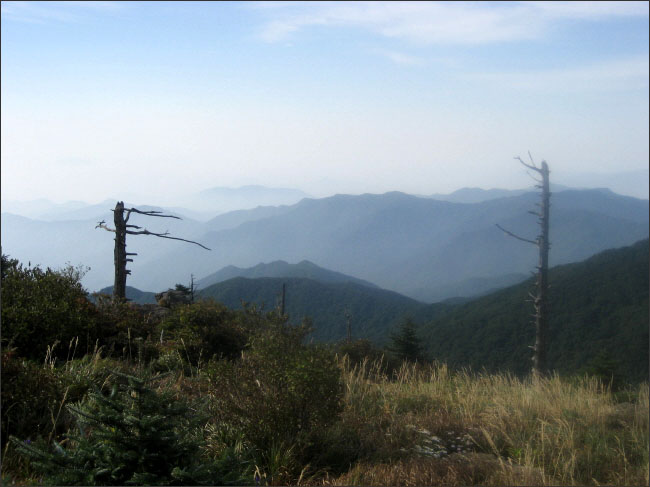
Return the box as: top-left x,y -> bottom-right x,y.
11,372 -> 216,485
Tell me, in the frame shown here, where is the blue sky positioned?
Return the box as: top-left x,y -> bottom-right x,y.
1,1 -> 648,204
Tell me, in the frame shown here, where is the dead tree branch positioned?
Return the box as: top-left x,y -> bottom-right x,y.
122,207 -> 182,224
95,220 -> 115,233
126,228 -> 211,250
495,223 -> 537,245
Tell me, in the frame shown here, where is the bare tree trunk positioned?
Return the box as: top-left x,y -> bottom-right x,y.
345,309 -> 352,343
533,161 -> 550,377
280,283 -> 286,316
496,155 -> 551,378
113,201 -> 127,302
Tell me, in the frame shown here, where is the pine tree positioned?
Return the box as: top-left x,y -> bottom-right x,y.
11,372 -> 214,485
388,318 -> 424,363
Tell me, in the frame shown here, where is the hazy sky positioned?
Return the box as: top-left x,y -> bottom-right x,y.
2,1 -> 649,204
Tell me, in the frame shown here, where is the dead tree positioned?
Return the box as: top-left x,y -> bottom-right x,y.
496,153 -> 550,377
345,308 -> 352,343
96,201 -> 210,302
279,282 -> 286,316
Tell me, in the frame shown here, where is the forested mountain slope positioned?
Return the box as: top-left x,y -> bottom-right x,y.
419,239 -> 649,383
197,277 -> 425,343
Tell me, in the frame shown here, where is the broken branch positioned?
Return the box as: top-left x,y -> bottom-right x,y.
125,207 -> 182,219
95,221 -> 116,233
495,223 -> 538,245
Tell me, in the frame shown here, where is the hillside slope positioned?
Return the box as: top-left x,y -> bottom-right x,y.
420,239 -> 649,383
95,285 -> 157,305
198,277 -> 427,343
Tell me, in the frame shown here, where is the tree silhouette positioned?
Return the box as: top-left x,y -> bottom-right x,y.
96,201 -> 209,302
388,318 -> 423,363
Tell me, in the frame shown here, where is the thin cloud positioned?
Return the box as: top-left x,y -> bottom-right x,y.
466,56 -> 649,92
528,1 -> 649,20
253,1 -> 649,45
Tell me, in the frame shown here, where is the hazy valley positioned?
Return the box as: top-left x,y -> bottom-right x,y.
3,184 -> 647,302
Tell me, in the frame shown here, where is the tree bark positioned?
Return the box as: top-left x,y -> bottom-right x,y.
113,201 -> 127,302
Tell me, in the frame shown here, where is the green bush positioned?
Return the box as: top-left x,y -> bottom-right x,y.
1,348 -> 66,448
92,298 -> 161,364
207,322 -> 344,477
11,372 -> 217,485
1,255 -> 98,361
336,338 -> 399,372
160,300 -> 250,364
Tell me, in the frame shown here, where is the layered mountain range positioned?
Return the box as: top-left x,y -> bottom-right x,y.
2,186 -> 647,302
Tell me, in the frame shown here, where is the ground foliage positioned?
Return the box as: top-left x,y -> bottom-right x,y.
10,372 -> 214,485
1,255 -> 99,361
1,251 -> 648,486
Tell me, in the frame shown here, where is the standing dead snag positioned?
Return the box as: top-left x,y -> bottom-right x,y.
496,153 -> 550,377
345,308 -> 352,343
96,201 -> 210,302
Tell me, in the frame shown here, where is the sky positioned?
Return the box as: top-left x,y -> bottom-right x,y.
1,1 -> 649,205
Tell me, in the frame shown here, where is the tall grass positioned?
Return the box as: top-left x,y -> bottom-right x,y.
326,357 -> 649,486
3,344 -> 647,486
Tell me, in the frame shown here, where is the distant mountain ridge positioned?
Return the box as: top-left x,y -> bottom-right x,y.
95,286 -> 157,305
198,185 -> 308,199
134,188 -> 648,301
2,186 -> 648,300
428,184 -> 571,204
196,260 -> 379,290
190,185 -> 310,214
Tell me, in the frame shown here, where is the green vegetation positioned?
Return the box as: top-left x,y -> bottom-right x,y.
420,239 -> 649,384
1,255 -> 99,361
206,321 -> 344,481
388,318 -> 425,363
1,245 -> 648,486
198,276 -> 424,343
11,372 -> 214,485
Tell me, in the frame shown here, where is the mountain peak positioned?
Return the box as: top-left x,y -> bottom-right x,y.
196,260 -> 379,290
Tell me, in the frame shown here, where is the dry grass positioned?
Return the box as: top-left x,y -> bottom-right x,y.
320,357 -> 649,486
4,348 -> 647,486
